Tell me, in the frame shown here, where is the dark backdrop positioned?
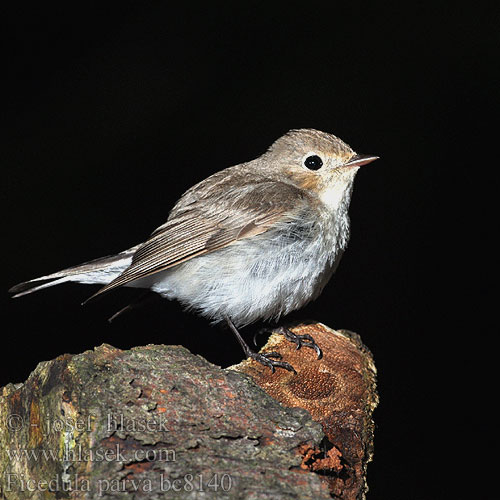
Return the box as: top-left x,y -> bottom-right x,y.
1,3 -> 495,499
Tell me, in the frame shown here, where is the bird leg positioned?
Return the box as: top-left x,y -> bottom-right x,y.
256,325 -> 323,359
225,316 -> 296,374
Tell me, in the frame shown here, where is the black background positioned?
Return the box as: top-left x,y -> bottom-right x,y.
1,3 -> 495,499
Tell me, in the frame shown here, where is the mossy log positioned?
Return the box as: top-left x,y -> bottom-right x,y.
0,322 -> 377,499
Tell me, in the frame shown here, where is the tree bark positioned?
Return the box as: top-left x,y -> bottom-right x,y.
232,323 -> 378,499
0,322 -> 377,499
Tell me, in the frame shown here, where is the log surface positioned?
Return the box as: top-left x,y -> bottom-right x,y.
0,322 -> 377,499
232,323 -> 378,500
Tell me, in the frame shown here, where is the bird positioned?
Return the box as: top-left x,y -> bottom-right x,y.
9,129 -> 378,372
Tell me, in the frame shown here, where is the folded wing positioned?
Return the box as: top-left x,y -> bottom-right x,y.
87,179 -> 307,300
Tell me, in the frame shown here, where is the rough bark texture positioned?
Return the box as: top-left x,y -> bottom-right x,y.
232,323 -> 378,500
0,322 -> 377,500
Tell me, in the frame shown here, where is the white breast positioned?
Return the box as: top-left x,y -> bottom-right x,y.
148,202 -> 352,327
145,171 -> 360,327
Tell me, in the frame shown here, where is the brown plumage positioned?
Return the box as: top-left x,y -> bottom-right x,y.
86,178 -> 309,301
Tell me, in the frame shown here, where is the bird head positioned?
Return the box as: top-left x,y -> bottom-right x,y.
262,128 -> 378,209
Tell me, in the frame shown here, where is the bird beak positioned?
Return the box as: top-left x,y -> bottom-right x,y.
345,154 -> 379,167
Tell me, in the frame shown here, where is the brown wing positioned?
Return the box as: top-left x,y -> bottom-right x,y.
87,178 -> 307,299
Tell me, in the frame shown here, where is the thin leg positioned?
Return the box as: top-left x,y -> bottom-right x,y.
225,316 -> 296,374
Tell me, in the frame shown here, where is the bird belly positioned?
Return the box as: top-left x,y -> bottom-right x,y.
148,216 -> 345,327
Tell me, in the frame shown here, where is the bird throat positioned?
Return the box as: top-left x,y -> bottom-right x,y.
318,169 -> 358,213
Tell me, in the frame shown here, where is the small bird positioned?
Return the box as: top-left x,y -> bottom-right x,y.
9,129 -> 377,372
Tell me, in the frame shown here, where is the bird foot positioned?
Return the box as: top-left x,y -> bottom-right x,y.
247,350 -> 296,374
274,326 -> 323,359
225,316 -> 296,374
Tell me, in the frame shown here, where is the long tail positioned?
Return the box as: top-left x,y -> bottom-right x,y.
9,245 -> 140,298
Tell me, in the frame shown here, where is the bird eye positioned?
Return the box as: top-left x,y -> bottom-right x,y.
303,155 -> 323,171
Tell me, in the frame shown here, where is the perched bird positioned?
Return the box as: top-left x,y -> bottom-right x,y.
9,129 -> 377,372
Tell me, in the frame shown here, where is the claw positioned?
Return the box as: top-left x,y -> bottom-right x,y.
276,327 -> 323,360
252,327 -> 268,347
225,316 -> 296,374
263,351 -> 283,359
248,351 -> 296,374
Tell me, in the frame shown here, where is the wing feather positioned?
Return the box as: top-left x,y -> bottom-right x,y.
87,178 -> 307,300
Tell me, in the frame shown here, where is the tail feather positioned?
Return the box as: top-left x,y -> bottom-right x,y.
9,245 -> 140,298
9,277 -> 73,298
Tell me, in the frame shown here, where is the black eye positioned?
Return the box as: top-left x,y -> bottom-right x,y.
304,155 -> 323,170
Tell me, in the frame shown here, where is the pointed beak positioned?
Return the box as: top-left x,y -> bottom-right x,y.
345,154 -> 379,167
